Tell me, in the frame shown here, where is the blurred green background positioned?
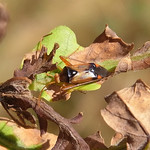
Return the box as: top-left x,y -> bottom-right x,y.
0,0 -> 150,146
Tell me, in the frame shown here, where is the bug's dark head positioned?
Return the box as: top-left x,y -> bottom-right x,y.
59,66 -> 78,83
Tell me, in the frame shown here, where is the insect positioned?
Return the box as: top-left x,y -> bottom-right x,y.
57,56 -> 110,90
38,55 -> 110,103
39,55 -> 110,99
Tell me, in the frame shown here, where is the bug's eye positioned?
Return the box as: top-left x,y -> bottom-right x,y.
89,63 -> 96,72
71,70 -> 77,75
91,63 -> 96,68
68,69 -> 78,78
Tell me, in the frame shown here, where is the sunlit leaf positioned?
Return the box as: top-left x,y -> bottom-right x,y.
0,120 -> 43,150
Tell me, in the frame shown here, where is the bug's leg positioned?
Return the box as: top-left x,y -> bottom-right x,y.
37,73 -> 60,106
60,55 -> 86,64
62,78 -> 102,91
54,73 -> 60,83
37,81 -> 55,106
59,56 -> 73,66
46,72 -> 54,78
60,82 -> 75,91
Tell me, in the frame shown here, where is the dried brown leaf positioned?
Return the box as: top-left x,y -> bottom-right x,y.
113,41 -> 150,73
133,41 -> 150,56
0,118 -> 49,149
42,132 -> 58,150
13,123 -> 43,146
46,83 -> 71,101
101,79 -> 150,150
111,133 -> 125,146
69,112 -> 83,124
68,25 -> 134,64
14,44 -> 58,80
115,54 -> 132,73
0,77 -> 36,128
84,131 -> 108,150
132,41 -> 150,70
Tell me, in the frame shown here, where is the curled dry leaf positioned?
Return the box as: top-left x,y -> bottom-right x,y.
67,25 -> 150,76
84,131 -> 108,150
0,77 -> 36,128
14,44 -> 58,80
65,131 -> 107,150
132,41 -> 150,70
45,83 -> 71,101
101,79 -> 150,150
133,41 -> 150,55
111,132 -> 125,146
112,41 -> 150,73
69,112 -> 83,124
42,132 -> 58,150
68,25 -> 134,65
115,54 -> 132,73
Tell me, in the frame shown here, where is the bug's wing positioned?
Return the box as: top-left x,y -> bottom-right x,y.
70,70 -> 97,84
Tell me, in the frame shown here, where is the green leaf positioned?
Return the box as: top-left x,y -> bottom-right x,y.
29,72 -> 52,91
0,121 -> 42,150
73,83 -> 101,91
131,51 -> 150,61
100,59 -> 118,72
34,25 -> 83,66
41,90 -> 52,101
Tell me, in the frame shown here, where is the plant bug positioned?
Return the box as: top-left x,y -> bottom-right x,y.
58,56 -> 109,90
38,56 -> 110,101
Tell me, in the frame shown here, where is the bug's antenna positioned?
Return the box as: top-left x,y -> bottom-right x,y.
67,56 -> 86,64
